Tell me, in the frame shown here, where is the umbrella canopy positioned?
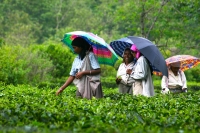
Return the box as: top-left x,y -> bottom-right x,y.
61,31 -> 118,66
110,36 -> 168,77
166,55 -> 200,71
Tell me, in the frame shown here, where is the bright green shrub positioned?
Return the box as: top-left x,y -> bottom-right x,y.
0,45 -> 54,86
0,45 -> 29,84
44,43 -> 74,78
185,65 -> 200,82
30,42 -> 74,88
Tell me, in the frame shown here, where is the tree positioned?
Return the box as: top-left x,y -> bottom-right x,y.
113,0 -> 200,57
3,11 -> 40,46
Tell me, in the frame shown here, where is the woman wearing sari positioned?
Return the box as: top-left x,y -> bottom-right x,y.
56,37 -> 103,99
116,48 -> 135,94
129,44 -> 155,97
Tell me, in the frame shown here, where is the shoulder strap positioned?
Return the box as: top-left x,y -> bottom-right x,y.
79,52 -> 92,71
179,70 -> 182,81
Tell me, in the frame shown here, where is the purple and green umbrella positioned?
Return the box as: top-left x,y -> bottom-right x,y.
166,55 -> 200,71
61,31 -> 118,66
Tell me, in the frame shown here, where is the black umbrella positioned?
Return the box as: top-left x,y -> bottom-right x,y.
110,36 -> 168,77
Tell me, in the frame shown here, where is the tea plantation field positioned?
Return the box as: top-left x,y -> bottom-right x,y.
0,82 -> 200,133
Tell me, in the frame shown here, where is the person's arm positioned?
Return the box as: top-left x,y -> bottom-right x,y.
116,64 -> 123,84
161,76 -> 170,94
75,68 -> 101,79
56,76 -> 75,95
75,52 -> 101,79
161,76 -> 168,89
56,57 -> 76,95
131,56 -> 148,79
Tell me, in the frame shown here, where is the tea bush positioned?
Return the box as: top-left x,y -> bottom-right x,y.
0,82 -> 200,133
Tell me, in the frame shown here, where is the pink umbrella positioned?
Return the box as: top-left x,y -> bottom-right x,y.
166,55 -> 200,71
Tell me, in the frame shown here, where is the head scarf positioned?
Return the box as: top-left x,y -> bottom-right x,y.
130,44 -> 141,59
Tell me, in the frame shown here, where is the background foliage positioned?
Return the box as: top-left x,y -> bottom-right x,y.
0,0 -> 200,85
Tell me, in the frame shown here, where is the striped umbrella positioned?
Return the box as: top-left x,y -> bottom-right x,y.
61,31 -> 118,66
166,55 -> 200,71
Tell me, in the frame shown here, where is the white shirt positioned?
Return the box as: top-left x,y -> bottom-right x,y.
70,52 -> 100,76
117,62 -> 135,85
161,69 -> 187,89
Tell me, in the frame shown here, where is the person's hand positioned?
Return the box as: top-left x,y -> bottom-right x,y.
126,69 -> 132,75
116,78 -> 122,84
182,88 -> 187,92
161,88 -> 170,94
56,88 -> 63,95
75,71 -> 84,79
